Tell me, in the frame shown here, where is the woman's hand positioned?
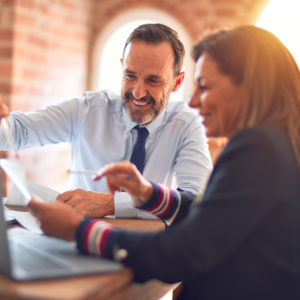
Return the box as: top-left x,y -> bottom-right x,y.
29,198 -> 83,240
97,161 -> 154,206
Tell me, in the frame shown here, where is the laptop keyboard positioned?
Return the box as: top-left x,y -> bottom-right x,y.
10,240 -> 73,272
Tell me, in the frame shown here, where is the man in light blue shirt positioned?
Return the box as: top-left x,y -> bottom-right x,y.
0,24 -> 212,219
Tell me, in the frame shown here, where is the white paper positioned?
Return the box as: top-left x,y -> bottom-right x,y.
0,158 -> 60,234
1,198 -> 16,224
28,181 -> 59,202
10,210 -> 42,233
0,159 -> 31,203
7,182 -> 59,234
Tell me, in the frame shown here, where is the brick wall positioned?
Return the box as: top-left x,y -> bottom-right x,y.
0,0 -> 14,102
0,0 -> 268,192
0,0 -> 92,191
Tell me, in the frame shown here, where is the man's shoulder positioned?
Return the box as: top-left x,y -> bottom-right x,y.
163,101 -> 202,130
81,90 -> 122,111
165,101 -> 199,123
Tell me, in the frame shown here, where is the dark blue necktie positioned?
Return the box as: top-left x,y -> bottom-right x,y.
130,126 -> 149,174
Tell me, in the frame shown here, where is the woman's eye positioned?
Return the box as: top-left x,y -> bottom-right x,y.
125,73 -> 136,80
199,84 -> 208,90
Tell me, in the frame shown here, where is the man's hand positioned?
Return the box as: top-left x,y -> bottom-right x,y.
29,199 -> 83,241
56,189 -> 115,218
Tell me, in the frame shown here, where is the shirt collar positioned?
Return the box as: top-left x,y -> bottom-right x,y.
122,105 -> 167,136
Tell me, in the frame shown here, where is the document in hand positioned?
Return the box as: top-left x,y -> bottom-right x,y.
0,170 -> 122,281
0,158 -> 59,233
7,182 -> 60,233
0,158 -> 31,204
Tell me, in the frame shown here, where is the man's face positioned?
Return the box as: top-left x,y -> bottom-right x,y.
121,41 -> 184,125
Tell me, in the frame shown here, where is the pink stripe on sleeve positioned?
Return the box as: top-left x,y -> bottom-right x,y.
99,226 -> 113,256
147,184 -> 165,213
157,188 -> 173,217
83,220 -> 99,252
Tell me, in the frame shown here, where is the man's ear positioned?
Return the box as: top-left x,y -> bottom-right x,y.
120,58 -> 123,66
172,72 -> 185,92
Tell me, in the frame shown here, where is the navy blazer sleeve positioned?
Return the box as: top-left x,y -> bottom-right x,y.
76,125 -> 300,300
115,126 -> 300,286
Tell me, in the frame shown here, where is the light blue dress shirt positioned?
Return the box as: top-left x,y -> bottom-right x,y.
0,90 -> 212,218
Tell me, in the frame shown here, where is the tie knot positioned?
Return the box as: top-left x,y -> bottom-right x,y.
134,126 -> 149,143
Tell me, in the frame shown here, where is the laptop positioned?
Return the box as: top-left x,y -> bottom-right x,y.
0,182 -> 122,281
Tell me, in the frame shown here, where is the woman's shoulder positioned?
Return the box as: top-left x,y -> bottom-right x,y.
231,125 -> 287,142
219,125 -> 298,175
227,125 -> 290,154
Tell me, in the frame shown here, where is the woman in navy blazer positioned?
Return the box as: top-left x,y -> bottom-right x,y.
30,25 -> 300,300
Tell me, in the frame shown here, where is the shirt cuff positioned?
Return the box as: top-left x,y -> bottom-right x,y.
114,192 -> 137,218
75,218 -> 120,259
137,182 -> 181,221
136,209 -> 158,220
114,192 -> 159,219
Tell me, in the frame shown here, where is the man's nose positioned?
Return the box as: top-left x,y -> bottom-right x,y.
132,80 -> 147,100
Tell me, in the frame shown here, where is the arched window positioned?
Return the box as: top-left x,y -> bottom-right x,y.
91,8 -> 193,102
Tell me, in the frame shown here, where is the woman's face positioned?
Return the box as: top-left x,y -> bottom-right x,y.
189,53 -> 245,138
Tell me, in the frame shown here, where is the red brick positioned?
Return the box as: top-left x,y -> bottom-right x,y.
0,0 -> 15,7
60,0 -> 79,11
0,8 -> 15,27
22,67 -> 47,79
37,2 -> 48,14
16,0 -> 36,10
11,83 -> 23,94
0,28 -> 13,41
0,62 -> 12,77
14,10 -> 37,27
27,33 -> 48,48
0,81 -> 11,93
13,46 -> 46,64
48,10 -> 65,23
0,47 -> 13,58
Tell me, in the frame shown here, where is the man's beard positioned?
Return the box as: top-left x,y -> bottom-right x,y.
123,91 -> 164,125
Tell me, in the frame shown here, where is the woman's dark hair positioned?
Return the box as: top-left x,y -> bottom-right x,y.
192,25 -> 300,164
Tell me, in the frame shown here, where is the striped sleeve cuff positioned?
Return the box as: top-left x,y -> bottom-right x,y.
75,218 -> 120,259
137,182 -> 181,221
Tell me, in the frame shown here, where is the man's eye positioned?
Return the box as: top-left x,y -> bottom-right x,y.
148,78 -> 161,85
